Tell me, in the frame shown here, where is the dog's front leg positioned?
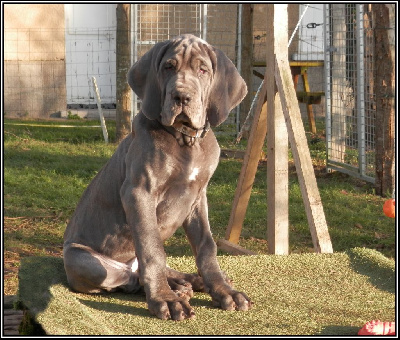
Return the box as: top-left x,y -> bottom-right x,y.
121,184 -> 195,320
184,192 -> 252,312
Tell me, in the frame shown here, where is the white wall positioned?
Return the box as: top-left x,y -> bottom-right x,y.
65,4 -> 116,106
292,4 -> 324,61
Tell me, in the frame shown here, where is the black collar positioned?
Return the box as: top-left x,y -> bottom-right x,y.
161,120 -> 210,147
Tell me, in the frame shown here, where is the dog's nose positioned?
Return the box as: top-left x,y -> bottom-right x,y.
173,91 -> 191,106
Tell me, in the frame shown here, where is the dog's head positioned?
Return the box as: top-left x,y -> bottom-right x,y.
127,34 -> 247,130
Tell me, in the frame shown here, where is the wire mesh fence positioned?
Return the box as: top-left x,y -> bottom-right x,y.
324,4 -> 379,182
65,28 -> 117,110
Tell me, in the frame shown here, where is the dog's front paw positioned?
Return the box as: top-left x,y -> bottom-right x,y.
147,293 -> 196,321
210,288 -> 252,312
167,277 -> 194,299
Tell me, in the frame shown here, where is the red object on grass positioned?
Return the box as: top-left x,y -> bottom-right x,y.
358,320 -> 396,336
383,198 -> 395,218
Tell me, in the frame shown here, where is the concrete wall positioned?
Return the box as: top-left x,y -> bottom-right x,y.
4,4 -> 66,118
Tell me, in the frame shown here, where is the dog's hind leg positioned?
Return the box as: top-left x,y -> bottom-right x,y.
63,243 -> 141,294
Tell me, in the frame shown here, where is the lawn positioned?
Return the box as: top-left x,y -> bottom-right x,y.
3,117 -> 395,296
17,250 -> 395,335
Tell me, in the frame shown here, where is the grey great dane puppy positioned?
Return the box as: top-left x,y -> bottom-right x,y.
63,34 -> 252,321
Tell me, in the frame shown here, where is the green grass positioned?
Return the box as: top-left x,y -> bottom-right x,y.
18,250 -> 395,335
3,117 -> 395,296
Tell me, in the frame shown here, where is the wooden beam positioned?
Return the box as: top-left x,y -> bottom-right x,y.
253,61 -> 324,68
216,239 -> 257,256
274,39 -> 333,253
239,4 -> 254,132
266,4 -> 289,255
301,69 -> 317,134
223,79 -> 268,244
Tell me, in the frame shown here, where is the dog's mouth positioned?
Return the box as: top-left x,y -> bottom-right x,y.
163,112 -> 209,147
161,107 -> 199,129
173,113 -> 194,129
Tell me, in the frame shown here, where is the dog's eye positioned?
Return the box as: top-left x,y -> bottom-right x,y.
165,60 -> 176,70
198,66 -> 208,76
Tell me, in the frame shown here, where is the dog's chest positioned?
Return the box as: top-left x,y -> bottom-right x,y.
157,163 -> 209,212
155,153 -> 216,234
188,167 -> 200,181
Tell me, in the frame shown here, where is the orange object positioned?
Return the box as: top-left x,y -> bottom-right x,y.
383,198 -> 395,218
358,320 -> 396,336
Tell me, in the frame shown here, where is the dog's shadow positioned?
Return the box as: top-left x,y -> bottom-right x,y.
77,291 -> 214,319
19,256 -> 214,322
77,294 -> 149,318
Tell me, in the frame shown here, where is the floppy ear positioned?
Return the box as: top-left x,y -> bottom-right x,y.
207,48 -> 248,127
127,41 -> 171,120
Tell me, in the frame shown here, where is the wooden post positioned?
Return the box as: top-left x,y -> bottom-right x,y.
239,4 -> 254,135
274,10 -> 333,253
116,4 -> 132,143
222,82 -> 268,245
301,69 -> 317,134
266,5 -> 289,255
92,77 -> 109,143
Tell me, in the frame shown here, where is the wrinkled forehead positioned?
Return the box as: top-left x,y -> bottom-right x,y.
163,36 -> 215,69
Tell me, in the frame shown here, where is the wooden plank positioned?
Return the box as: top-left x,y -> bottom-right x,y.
216,239 -> 257,256
224,79 -> 268,244
266,4 -> 289,255
274,51 -> 333,254
301,71 -> 317,134
92,77 -> 109,143
289,61 -> 324,67
267,92 -> 289,254
253,61 -> 324,67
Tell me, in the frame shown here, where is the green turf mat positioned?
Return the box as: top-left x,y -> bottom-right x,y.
18,248 -> 395,335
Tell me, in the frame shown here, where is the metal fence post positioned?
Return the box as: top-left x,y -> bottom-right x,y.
323,4 -> 332,174
201,4 -> 208,40
130,4 -> 138,128
356,4 -> 366,179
